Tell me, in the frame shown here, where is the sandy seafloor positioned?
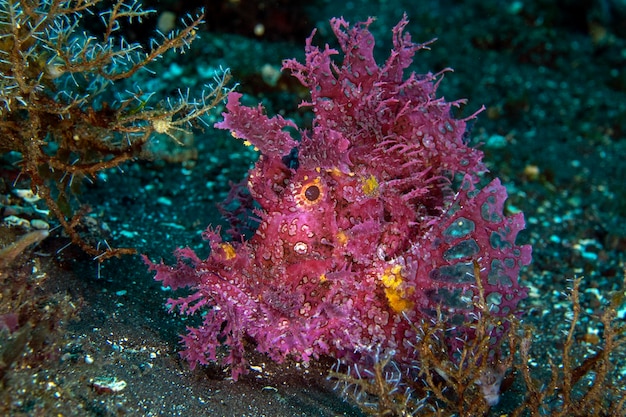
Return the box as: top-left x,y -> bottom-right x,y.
1,0 -> 626,415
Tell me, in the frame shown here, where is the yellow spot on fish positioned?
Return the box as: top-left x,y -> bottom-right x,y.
380,264 -> 414,313
319,273 -> 327,283
220,243 -> 237,260
362,174 -> 379,197
326,167 -> 354,177
241,140 -> 259,151
336,230 -> 348,246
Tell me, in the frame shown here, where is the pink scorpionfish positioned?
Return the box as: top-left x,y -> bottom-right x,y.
145,15 -> 531,380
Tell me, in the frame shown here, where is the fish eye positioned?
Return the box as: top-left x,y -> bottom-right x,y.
297,177 -> 324,207
304,185 -> 320,202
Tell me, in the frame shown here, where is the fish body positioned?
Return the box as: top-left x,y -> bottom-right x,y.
146,16 -> 531,380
